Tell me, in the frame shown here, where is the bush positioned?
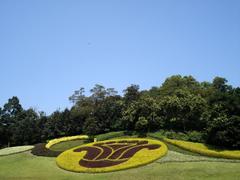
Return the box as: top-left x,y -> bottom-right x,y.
185,131 -> 204,143
164,131 -> 188,140
148,130 -> 204,143
164,138 -> 240,159
45,135 -> 88,149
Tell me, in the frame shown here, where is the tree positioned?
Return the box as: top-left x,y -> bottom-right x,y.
159,75 -> 200,96
83,117 -> 101,136
212,77 -> 229,92
159,90 -> 208,131
206,115 -> 240,149
135,117 -> 148,136
93,96 -> 123,132
11,109 -> 40,145
90,84 -> 107,103
123,84 -> 140,105
0,107 -> 5,147
1,96 -> 23,146
122,96 -> 162,132
69,87 -> 85,104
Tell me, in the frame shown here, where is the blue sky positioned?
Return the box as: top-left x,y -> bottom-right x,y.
0,0 -> 240,114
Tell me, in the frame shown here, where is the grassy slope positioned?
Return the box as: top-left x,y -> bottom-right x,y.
49,131 -> 125,152
49,140 -> 85,152
0,150 -> 240,180
1,132 -> 240,180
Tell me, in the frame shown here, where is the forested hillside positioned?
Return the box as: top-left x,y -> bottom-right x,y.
0,75 -> 239,149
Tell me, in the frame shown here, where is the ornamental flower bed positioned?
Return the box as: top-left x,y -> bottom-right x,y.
56,138 -> 168,173
164,138 -> 240,159
31,143 -> 61,157
0,145 -> 34,156
45,135 -> 89,149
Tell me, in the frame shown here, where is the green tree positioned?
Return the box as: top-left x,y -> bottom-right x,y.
159,75 -> 201,96
69,87 -> 85,104
83,117 -> 101,136
122,96 -> 161,132
212,77 -> 229,92
135,117 -> 148,136
11,109 -> 40,145
1,96 -> 23,146
159,90 -> 208,131
123,84 -> 140,105
90,84 -> 107,103
206,115 -> 240,149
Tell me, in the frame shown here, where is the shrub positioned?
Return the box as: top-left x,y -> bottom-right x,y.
45,135 -> 88,149
148,130 -> 204,143
185,131 -> 204,143
164,138 -> 240,159
164,131 -> 188,140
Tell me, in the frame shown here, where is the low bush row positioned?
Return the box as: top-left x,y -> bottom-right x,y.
148,130 -> 204,143
164,138 -> 240,159
45,135 -> 88,149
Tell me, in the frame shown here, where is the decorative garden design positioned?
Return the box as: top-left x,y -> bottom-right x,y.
56,138 -> 168,173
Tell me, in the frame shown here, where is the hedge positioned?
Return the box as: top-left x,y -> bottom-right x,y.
45,135 -> 88,149
56,138 -> 168,173
164,138 -> 240,159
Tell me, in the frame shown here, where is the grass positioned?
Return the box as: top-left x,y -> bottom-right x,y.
0,151 -> 240,180
95,131 -> 125,141
148,132 -> 201,156
0,132 -> 240,179
49,140 -> 85,152
48,131 -> 126,152
158,150 -> 240,163
0,145 -> 34,156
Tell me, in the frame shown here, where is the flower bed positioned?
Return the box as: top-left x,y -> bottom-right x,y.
31,143 -> 62,157
45,135 -> 88,149
164,138 -> 240,159
0,145 -> 34,156
56,138 -> 168,173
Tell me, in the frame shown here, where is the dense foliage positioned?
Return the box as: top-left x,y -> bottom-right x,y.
0,75 -> 239,149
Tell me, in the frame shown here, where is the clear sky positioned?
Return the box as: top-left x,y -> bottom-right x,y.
0,0 -> 239,114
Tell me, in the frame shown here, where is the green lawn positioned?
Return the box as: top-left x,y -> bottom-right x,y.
0,149 -> 240,180
1,133 -> 240,180
49,139 -> 85,152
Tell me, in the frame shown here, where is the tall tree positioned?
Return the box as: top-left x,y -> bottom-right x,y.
1,96 -> 23,146
123,84 -> 140,105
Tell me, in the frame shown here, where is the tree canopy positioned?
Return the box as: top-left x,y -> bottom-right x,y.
0,75 -> 239,149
